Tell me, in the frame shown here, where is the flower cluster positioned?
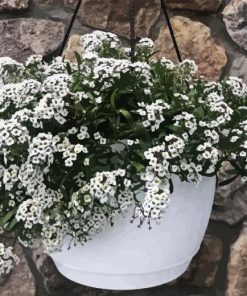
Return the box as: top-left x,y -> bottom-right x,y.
28,133 -> 58,167
0,120 -> 30,165
0,243 -> 20,275
0,30 -> 246,275
81,31 -> 123,57
137,100 -> 170,131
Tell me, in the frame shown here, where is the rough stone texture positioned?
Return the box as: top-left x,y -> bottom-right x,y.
27,242 -> 101,296
63,34 -> 83,62
211,162 -> 247,225
0,0 -> 29,11
230,56 -> 247,83
226,223 -> 247,296
166,0 -> 222,12
39,0 -> 58,4
192,235 -> 223,287
211,187 -> 247,225
64,0 -> 77,9
214,162 -> 244,206
0,19 -> 65,62
153,16 -> 227,81
0,244 -> 35,296
66,0 -> 161,38
223,0 -> 247,52
181,235 -> 223,288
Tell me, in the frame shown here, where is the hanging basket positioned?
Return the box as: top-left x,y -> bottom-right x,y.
50,176 -> 216,290
0,0 -> 245,290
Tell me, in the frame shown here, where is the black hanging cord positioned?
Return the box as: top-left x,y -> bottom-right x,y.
58,0 -> 182,64
58,0 -> 83,56
160,0 -> 182,63
130,0 -> 136,63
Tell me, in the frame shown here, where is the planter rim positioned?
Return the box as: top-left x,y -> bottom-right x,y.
52,248 -> 199,275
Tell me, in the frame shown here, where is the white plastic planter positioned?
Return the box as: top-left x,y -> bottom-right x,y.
50,176 -> 216,290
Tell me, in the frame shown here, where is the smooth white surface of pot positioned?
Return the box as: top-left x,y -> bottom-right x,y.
50,176 -> 216,290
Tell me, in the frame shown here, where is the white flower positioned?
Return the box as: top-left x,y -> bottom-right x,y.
137,38 -> 154,49
241,176 -> 247,183
0,243 -> 20,276
95,97 -> 102,104
94,132 -> 101,140
74,144 -> 84,153
100,138 -> 106,145
84,158 -> 90,166
127,140 -> 134,146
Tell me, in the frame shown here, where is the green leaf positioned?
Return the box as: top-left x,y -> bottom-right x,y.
133,150 -> 145,161
131,161 -> 145,173
158,132 -> 167,140
74,51 -> 82,66
110,89 -> 118,110
92,118 -> 107,129
169,179 -> 174,194
139,140 -> 150,151
168,125 -> 181,133
66,62 -> 72,75
194,106 -> 204,118
147,50 -> 161,59
73,102 -> 84,111
118,109 -> 134,124
86,92 -> 95,102
6,218 -> 19,231
218,137 -> 240,153
219,64 -> 228,82
0,209 -> 17,227
72,80 -> 82,92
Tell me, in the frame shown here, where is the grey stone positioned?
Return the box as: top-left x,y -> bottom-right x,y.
230,56 -> 247,83
153,16 -> 227,81
0,244 -> 35,296
0,0 -> 29,11
192,235 -> 223,287
27,241 -> 111,295
166,0 -> 223,12
0,18 -> 65,62
65,0 -> 161,38
223,0 -> 247,51
211,162 -> 247,225
181,235 -> 223,288
214,162 -> 244,206
63,34 -> 83,62
64,0 -> 77,9
211,186 -> 247,225
226,222 -> 247,296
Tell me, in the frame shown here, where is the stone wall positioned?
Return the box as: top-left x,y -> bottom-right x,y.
0,1 -> 246,296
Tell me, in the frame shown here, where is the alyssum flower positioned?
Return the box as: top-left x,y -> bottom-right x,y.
0,30 -> 246,276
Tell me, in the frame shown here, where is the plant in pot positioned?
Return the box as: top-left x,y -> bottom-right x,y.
0,30 -> 246,289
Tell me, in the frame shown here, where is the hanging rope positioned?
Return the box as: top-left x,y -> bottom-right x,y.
130,0 -> 136,63
160,0 -> 182,63
58,0 -> 83,56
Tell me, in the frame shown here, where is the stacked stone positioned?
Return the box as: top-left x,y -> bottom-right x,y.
0,0 -> 29,11
0,1 -> 65,61
0,0 -> 246,295
63,0 -> 246,83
